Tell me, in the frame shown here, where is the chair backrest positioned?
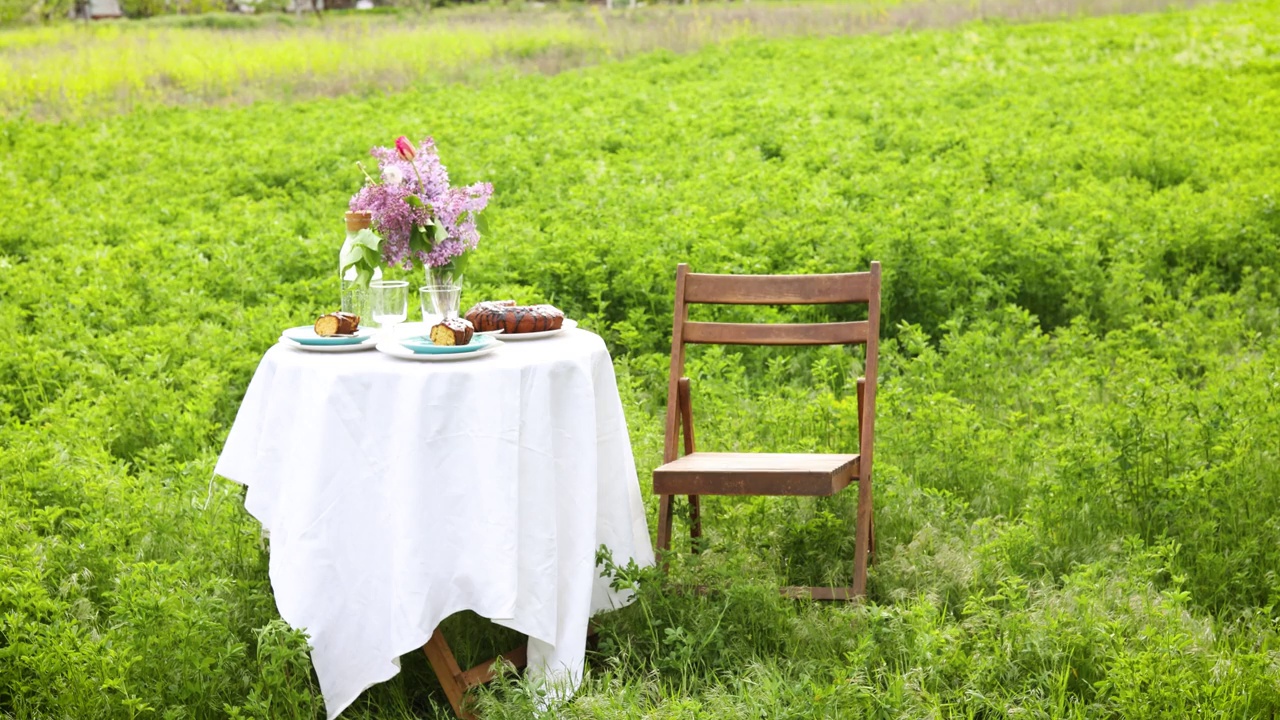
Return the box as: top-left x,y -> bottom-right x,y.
663,262 -> 882,484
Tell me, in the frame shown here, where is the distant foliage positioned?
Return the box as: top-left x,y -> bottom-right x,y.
119,0 -> 165,17
1,1 -> 1279,717
0,15 -> 602,119
0,0 -> 28,22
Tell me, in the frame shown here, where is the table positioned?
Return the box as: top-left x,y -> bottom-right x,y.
214,326 -> 655,719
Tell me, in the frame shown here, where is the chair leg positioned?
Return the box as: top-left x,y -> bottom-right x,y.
851,478 -> 872,598
688,494 -> 701,553
656,494 -> 675,556
868,506 -> 876,565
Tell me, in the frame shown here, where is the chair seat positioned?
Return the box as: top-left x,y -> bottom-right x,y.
653,452 -> 860,497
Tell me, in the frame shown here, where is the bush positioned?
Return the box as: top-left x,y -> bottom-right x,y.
119,0 -> 166,17
0,0 -> 30,23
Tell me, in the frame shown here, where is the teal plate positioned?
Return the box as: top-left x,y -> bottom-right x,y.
399,332 -> 499,355
282,326 -> 376,346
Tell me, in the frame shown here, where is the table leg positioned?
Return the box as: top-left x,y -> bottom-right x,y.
422,629 -> 528,720
422,629 -> 473,719
421,621 -> 604,718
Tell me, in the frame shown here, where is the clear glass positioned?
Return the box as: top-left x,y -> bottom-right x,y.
421,283 -> 462,321
424,265 -> 464,318
340,231 -> 382,320
418,287 -> 436,324
369,280 -> 409,332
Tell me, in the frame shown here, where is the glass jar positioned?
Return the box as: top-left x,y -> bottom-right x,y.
339,211 -> 382,321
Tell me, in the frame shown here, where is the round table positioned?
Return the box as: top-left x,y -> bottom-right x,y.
215,326 -> 655,719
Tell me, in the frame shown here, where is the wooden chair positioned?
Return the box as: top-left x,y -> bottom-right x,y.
652,262 -> 882,600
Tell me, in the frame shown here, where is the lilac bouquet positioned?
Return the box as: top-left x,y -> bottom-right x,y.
347,136 -> 493,281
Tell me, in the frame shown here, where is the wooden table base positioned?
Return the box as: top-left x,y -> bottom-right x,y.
422,629 -> 528,720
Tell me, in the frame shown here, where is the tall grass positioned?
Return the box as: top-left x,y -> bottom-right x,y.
0,0 -> 1217,120
0,16 -> 603,117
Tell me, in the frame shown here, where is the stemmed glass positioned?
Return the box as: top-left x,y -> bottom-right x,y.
369,280 -> 409,336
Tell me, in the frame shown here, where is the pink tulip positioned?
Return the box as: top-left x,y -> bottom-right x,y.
395,136 -> 416,162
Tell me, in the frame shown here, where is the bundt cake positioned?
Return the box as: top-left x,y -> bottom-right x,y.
465,301 -> 564,334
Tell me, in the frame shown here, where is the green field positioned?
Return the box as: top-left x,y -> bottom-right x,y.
3,0 -> 1280,717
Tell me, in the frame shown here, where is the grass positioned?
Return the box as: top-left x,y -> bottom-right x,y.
0,0 -> 1219,120
2,0 -> 1280,717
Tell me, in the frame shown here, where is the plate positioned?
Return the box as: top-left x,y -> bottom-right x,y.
392,321 -> 502,338
278,335 -> 378,353
398,332 -> 501,355
493,318 -> 577,341
376,338 -> 502,362
282,325 -> 377,346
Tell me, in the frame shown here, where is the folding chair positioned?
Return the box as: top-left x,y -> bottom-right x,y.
652,262 -> 882,599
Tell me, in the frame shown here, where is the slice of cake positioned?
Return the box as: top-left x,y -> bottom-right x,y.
429,317 -> 475,346
315,312 -> 360,336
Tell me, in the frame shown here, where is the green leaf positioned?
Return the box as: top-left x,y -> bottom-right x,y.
339,242 -> 364,270
340,230 -> 384,288
409,226 -> 430,255
449,252 -> 470,276
432,223 -> 449,243
350,228 -> 381,251
405,195 -> 425,209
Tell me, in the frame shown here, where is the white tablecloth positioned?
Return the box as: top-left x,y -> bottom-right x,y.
214,327 -> 655,719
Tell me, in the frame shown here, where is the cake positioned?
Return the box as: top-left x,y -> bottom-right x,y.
465,301 -> 565,334
429,317 -> 475,346
315,312 -> 360,336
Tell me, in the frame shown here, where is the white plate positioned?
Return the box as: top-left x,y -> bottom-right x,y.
493,318 -> 577,341
391,321 -> 432,339
278,335 -> 378,353
375,338 -> 502,361
393,320 -> 493,336
398,321 -> 503,338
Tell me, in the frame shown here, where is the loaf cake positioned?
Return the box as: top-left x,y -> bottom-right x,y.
465,301 -> 564,334
315,312 -> 360,336
429,317 -> 475,346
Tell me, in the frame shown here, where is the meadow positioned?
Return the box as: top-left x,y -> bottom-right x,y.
0,0 -> 1214,120
2,0 -> 1280,717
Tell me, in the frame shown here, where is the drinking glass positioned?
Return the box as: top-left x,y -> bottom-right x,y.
418,287 -> 438,325
370,280 -> 409,334
420,284 -> 462,321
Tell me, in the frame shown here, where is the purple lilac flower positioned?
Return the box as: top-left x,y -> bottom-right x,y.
348,137 -> 493,269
